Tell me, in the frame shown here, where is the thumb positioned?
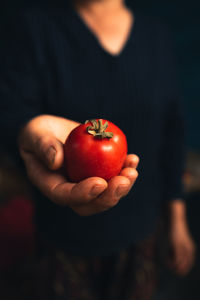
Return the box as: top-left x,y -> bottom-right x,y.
34,135 -> 64,170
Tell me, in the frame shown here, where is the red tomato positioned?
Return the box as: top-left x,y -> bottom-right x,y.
64,119 -> 127,182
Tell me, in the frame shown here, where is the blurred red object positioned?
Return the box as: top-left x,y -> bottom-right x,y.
0,195 -> 35,269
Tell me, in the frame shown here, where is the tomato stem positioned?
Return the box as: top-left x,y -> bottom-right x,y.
85,119 -> 114,139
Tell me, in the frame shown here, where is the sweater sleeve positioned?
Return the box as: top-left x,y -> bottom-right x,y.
158,26 -> 186,203
0,13 -> 43,157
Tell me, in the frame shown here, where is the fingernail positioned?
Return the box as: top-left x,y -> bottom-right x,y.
46,146 -> 56,165
90,185 -> 104,197
115,185 -> 128,197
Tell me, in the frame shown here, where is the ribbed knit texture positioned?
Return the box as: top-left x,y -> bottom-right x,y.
0,3 -> 185,255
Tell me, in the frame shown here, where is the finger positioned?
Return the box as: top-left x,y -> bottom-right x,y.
33,135 -> 64,170
73,175 -> 132,216
97,175 -> 132,207
70,170 -> 138,216
53,177 -> 108,206
21,151 -> 107,206
123,154 -> 139,169
119,167 -> 138,185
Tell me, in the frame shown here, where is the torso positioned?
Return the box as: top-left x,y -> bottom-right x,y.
25,5 -> 169,253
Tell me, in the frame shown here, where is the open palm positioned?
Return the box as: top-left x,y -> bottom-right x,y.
19,115 -> 139,216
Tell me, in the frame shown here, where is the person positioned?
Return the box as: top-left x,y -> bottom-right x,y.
0,0 -> 196,299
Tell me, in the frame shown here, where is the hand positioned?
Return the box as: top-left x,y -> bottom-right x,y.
18,115 -> 139,216
167,201 -> 196,276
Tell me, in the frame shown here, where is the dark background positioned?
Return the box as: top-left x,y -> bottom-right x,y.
130,0 -> 200,151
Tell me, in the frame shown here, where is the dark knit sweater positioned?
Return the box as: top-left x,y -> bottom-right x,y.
0,3 -> 185,255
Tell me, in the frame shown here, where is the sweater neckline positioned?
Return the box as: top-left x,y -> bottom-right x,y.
67,4 -> 136,59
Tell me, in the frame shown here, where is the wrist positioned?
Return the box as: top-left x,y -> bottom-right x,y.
168,199 -> 187,224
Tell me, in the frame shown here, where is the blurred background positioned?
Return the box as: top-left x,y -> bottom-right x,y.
0,0 -> 199,299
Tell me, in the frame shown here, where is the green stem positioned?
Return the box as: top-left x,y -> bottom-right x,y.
85,119 -> 113,139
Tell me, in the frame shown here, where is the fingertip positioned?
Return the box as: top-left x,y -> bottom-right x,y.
124,154 -> 140,168
131,154 -> 140,164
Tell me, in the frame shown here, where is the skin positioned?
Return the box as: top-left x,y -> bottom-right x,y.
18,0 -> 195,276
19,115 -> 139,216
167,200 -> 196,276
73,0 -> 134,55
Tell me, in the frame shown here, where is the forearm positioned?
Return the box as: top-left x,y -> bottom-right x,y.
167,199 -> 190,235
168,199 -> 186,222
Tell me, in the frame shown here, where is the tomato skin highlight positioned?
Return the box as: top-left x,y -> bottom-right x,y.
64,119 -> 128,182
